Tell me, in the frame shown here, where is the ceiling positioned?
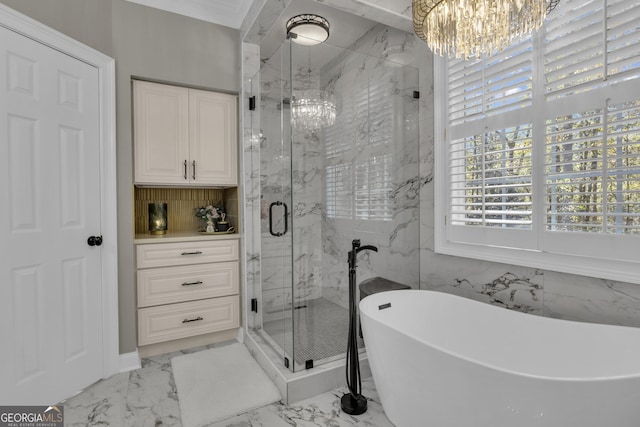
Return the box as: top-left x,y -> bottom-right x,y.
124,0 -> 255,29
125,0 -> 411,30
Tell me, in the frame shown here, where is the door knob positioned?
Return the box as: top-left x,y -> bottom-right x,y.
87,236 -> 103,247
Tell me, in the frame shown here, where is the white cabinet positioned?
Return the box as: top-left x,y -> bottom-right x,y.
136,239 -> 240,348
133,80 -> 237,186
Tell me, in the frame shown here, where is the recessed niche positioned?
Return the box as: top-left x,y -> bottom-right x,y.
134,187 -> 238,236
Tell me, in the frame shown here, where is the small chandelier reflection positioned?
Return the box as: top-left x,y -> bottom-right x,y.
412,0 -> 561,59
291,88 -> 336,133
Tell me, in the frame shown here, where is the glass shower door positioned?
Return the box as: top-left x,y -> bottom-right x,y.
256,39 -> 295,371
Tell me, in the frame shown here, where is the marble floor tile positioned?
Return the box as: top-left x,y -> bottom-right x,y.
208,378 -> 393,427
62,371 -> 129,427
63,345 -> 394,427
125,364 -> 182,427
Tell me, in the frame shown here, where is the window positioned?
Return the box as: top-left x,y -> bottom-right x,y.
325,67 -> 395,222
435,0 -> 640,283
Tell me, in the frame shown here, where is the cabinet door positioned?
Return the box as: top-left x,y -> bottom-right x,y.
134,81 -> 189,185
189,89 -> 237,186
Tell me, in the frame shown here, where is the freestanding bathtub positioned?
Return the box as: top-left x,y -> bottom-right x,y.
360,290 -> 640,427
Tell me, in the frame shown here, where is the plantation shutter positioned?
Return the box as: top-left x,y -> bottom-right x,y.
541,0 -> 640,261
447,37 -> 536,247
443,0 -> 640,263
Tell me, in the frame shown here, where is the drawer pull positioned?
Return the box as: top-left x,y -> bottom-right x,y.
181,251 -> 203,256
182,316 -> 204,323
182,281 -> 203,287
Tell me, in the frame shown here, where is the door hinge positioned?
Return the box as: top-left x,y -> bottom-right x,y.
305,359 -> 314,370
249,96 -> 256,111
413,90 -> 420,99
250,298 -> 258,313
284,357 -> 290,368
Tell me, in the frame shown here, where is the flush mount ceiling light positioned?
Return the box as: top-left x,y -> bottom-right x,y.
413,0 -> 561,59
286,14 -> 330,46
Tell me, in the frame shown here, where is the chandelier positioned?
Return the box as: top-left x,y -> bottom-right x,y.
413,0 -> 560,59
291,88 -> 336,133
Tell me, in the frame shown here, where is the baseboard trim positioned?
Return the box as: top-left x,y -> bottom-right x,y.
118,350 -> 141,373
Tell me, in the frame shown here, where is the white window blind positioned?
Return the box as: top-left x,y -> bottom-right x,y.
325,68 -> 395,222
450,124 -> 533,228
448,39 -> 534,126
437,0 -> 640,281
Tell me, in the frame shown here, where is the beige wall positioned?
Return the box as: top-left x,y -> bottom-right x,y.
0,0 -> 240,354
0,0 -> 113,55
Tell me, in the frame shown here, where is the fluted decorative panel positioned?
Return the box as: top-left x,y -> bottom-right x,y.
134,187 -> 239,235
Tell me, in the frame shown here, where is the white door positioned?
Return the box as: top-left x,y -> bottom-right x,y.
0,24 -> 104,405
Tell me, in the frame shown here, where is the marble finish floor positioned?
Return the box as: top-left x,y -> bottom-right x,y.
62,341 -> 394,427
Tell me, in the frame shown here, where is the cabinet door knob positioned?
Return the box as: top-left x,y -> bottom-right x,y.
181,251 -> 203,256
192,160 -> 196,180
87,235 -> 103,246
184,160 -> 188,180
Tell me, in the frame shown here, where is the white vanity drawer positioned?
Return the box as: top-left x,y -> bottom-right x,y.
136,239 -> 239,269
137,295 -> 239,346
137,261 -> 239,308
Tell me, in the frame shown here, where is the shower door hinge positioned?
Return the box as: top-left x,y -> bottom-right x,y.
284,357 -> 290,368
413,90 -> 420,99
249,96 -> 256,111
250,298 -> 258,313
305,359 -> 314,370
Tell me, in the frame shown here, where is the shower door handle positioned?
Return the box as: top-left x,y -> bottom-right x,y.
269,201 -> 288,237
282,202 -> 288,236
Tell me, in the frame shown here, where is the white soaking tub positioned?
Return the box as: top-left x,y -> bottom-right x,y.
360,290 -> 640,427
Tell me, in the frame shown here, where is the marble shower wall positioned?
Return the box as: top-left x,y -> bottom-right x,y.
243,12 -> 422,318
318,25 -> 421,309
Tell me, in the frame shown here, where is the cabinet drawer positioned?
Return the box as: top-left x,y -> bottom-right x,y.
137,261 -> 238,307
137,296 -> 239,346
136,239 -> 239,269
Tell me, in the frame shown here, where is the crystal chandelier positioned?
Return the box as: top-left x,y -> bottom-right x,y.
413,0 -> 560,59
291,88 -> 336,133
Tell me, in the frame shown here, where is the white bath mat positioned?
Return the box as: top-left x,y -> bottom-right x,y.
171,343 -> 281,427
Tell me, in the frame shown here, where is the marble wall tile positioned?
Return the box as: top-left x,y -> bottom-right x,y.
542,271 -> 640,327
319,24 -> 421,309
241,0 -> 292,44
424,256 -> 545,314
311,0 -> 413,33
